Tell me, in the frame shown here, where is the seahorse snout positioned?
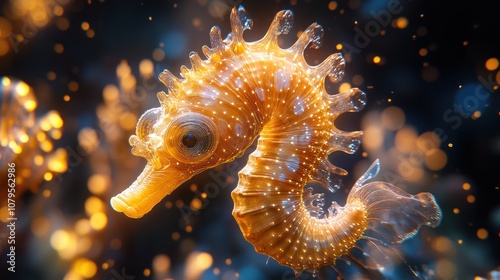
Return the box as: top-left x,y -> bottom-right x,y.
110,163 -> 189,218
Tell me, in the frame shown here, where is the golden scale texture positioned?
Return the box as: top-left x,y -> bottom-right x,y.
111,6 -> 442,276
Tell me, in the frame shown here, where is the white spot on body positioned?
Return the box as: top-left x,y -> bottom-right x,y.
255,87 -> 265,101
293,97 -> 305,115
201,85 -> 219,105
235,76 -> 243,88
234,123 -> 243,137
286,155 -> 300,172
275,69 -> 291,91
298,125 -> 311,145
279,173 -> 287,182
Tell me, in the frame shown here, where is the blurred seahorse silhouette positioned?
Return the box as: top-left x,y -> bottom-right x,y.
111,6 -> 442,278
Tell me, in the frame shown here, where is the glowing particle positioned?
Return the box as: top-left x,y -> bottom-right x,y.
373,56 -> 381,64
485,58 -> 499,71
436,258 -> 456,279
352,74 -> 363,86
395,17 -> 408,29
190,198 -> 203,211
432,236 -> 453,253
89,212 -> 107,230
362,125 -> 383,150
44,172 -> 53,181
339,82 -> 351,93
54,43 -> 64,54
165,201 -> 173,209
86,29 -> 95,38
34,155 -> 44,166
64,95 -> 71,101
139,59 -> 154,77
51,230 -> 70,251
143,268 -> 151,276
153,254 -> 171,275
43,189 -> 51,197
75,219 -> 91,235
381,106 -> 405,131
172,232 -> 180,241
452,208 -> 459,214
24,99 -> 37,112
328,1 -> 337,11
68,81 -> 79,92
458,239 -> 463,244
47,71 -> 57,80
192,17 -> 201,28
186,225 -> 193,233
448,143 -> 453,148
16,81 -> 30,96
466,195 -> 475,203
153,48 -> 165,61
1,76 -> 10,86
424,149 -> 447,171
335,43 -> 342,50
57,18 -> 70,31
54,5 -> 64,16
419,48 -> 428,56
462,182 -> 471,190
225,258 -> 232,265
73,258 -> 97,279
476,228 -> 488,239
471,110 -> 481,119
149,16 -> 152,21
48,111 -> 64,128
81,21 -> 90,31
85,196 -> 105,215
87,174 -> 109,195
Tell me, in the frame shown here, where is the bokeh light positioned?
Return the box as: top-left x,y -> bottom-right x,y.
1,1 -> 498,280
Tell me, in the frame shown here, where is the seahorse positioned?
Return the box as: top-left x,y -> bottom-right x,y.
110,6 -> 442,278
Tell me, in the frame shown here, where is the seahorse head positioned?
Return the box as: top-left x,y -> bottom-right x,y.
111,79 -> 254,218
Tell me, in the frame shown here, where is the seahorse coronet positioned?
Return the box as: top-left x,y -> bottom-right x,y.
111,5 -> 442,277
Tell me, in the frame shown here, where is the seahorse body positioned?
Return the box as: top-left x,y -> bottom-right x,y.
111,6 -> 442,277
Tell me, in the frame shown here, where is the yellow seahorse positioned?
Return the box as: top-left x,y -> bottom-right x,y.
111,6 -> 442,278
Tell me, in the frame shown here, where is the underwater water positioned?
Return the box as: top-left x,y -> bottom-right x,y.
1,0 -> 499,279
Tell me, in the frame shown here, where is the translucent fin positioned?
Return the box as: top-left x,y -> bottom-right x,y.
230,5 -> 253,42
348,181 -> 442,244
316,53 -> 345,83
329,88 -> 367,114
158,69 -> 181,94
209,26 -> 224,53
188,51 -> 203,71
353,159 -> 380,189
201,45 -> 212,59
303,187 -> 325,218
328,130 -> 362,154
260,9 -> 294,47
179,65 -> 189,79
156,91 -> 173,111
309,159 -> 343,192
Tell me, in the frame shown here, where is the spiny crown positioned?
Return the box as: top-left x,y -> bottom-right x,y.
157,5 -> 346,100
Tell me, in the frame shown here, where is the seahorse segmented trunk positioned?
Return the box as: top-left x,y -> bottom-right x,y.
111,6 -> 442,278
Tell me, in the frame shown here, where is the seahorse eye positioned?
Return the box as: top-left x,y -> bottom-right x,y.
167,113 -> 218,164
181,133 -> 197,148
